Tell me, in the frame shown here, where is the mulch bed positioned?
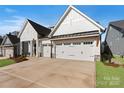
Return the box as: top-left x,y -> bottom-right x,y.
122,64 -> 124,68
10,56 -> 28,63
104,62 -> 120,68
103,61 -> 124,68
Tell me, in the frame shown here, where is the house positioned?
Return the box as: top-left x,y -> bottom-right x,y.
49,6 -> 104,62
11,31 -> 19,36
106,20 -> 124,56
0,37 -> 3,56
18,19 -> 51,57
1,33 -> 20,57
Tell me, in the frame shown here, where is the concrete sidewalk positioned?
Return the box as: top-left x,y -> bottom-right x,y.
0,57 -> 9,60
0,57 -> 96,88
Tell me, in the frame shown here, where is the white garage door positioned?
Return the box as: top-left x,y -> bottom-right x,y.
55,41 -> 95,61
5,48 -> 14,58
43,45 -> 51,57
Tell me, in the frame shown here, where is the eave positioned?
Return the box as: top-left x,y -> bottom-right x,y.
50,34 -> 99,41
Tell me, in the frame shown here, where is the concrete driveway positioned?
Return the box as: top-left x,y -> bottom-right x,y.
0,57 -> 96,88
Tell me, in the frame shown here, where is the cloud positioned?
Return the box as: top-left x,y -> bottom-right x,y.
5,8 -> 17,13
0,16 -> 25,35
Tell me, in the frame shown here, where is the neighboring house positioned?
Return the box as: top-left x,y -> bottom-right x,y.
1,34 -> 20,57
18,19 -> 51,57
0,37 -> 3,56
106,20 -> 124,56
11,31 -> 19,36
49,6 -> 104,62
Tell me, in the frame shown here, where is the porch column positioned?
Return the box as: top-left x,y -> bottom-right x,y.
52,41 -> 56,58
30,40 -> 33,57
36,39 -> 39,57
39,40 -> 43,57
51,40 -> 54,58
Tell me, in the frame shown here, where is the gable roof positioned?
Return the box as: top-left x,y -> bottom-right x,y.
18,19 -> 51,38
2,34 -> 20,45
109,20 -> 124,31
7,34 -> 20,44
49,5 -> 105,37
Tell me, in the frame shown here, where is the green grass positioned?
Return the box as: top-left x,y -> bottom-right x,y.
0,59 -> 16,67
96,56 -> 124,88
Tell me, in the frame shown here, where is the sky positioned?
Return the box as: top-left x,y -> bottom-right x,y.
1,5 -> 124,37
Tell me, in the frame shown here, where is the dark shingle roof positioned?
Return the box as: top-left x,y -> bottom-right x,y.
0,38 -> 3,45
110,20 -> 124,31
7,34 -> 20,45
27,19 -> 51,37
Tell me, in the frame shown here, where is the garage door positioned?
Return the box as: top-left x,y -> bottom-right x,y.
4,48 -> 14,58
43,44 -> 51,57
55,41 -> 95,61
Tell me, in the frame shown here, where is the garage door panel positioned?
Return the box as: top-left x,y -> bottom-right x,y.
55,40 -> 95,61
56,45 -> 64,58
43,45 -> 51,57
4,48 -> 14,57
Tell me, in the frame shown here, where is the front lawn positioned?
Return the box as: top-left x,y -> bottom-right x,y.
0,59 -> 16,67
0,56 -> 28,67
96,56 -> 124,88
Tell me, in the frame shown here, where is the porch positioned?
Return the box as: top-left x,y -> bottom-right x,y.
20,40 -> 37,57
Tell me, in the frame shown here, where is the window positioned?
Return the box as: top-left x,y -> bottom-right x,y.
73,42 -> 81,45
83,41 -> 93,45
64,43 -> 71,45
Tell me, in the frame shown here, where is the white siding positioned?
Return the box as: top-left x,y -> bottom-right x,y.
94,38 -> 100,56
42,40 -> 51,44
20,22 -> 38,42
53,9 -> 100,36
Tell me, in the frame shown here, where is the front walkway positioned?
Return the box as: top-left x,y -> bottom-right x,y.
0,57 -> 9,60
0,57 -> 96,88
